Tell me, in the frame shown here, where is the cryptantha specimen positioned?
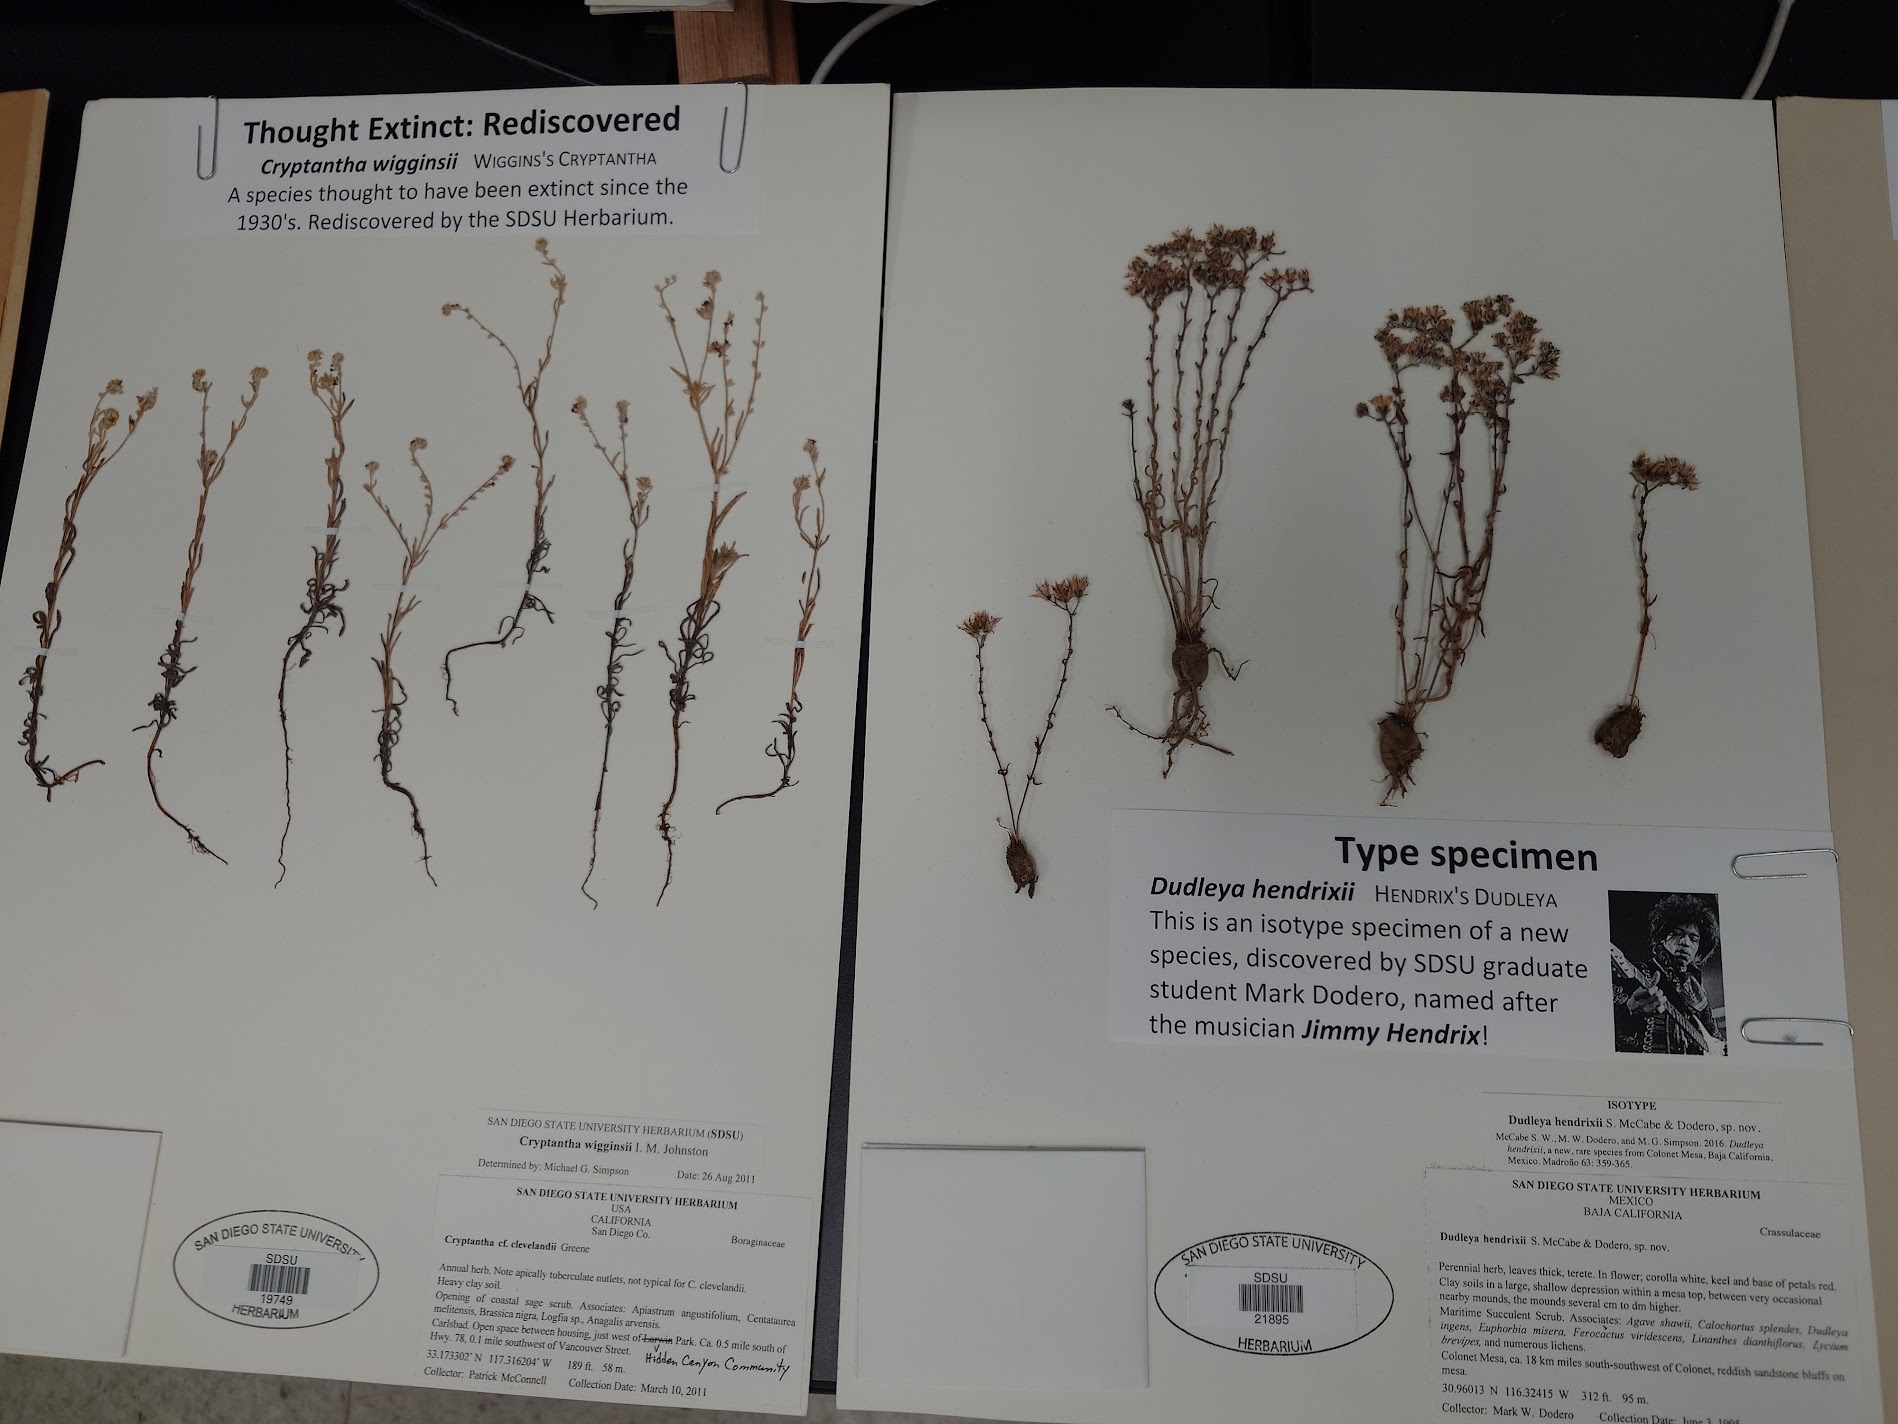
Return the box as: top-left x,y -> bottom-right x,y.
367,441 -> 517,885
1357,298 -> 1560,802
572,396 -> 653,909
1108,226 -> 1311,775
962,576 -> 1089,899
139,367 -> 268,863
654,271 -> 765,905
1593,453 -> 1701,758
441,238 -> 566,714
21,379 -> 156,798
275,352 -> 352,885
717,438 -> 828,816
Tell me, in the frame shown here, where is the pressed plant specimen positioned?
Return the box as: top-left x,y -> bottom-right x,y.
653,270 -> 765,905
366,440 -> 516,885
440,237 -> 566,714
21,378 -> 157,798
1593,453 -> 1701,758
961,576 -> 1090,899
717,438 -> 829,816
138,367 -> 267,863
1356,298 -> 1561,803
275,351 -> 352,885
1107,226 -> 1312,775
572,395 -> 653,909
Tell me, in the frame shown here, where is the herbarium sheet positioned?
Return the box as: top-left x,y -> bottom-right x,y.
0,82 -> 887,1415
841,88 -> 1880,1423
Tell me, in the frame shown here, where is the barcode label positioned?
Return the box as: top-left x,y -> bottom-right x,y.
247,1262 -> 311,1295
1239,1281 -> 1303,1313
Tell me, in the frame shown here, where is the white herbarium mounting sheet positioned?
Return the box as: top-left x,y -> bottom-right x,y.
0,82 -> 887,1415
843,89 -> 1879,1423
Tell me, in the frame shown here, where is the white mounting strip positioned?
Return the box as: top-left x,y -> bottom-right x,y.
15,646 -> 76,658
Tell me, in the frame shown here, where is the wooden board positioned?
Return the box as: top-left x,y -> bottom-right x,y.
0,90 -> 49,442
675,0 -> 799,84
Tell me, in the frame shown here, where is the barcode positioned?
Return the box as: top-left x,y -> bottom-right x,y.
1239,1282 -> 1303,1313
247,1263 -> 311,1295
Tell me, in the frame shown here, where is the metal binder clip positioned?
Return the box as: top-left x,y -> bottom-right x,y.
719,85 -> 749,174
1730,847 -> 1837,880
1738,1016 -> 1853,1046
196,97 -> 220,181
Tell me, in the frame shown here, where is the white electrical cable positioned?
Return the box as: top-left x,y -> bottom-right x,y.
810,1 -> 935,85
1740,0 -> 1796,101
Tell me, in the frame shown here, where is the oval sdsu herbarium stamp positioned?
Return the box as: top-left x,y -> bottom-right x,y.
1154,1231 -> 1393,1356
173,1210 -> 378,1329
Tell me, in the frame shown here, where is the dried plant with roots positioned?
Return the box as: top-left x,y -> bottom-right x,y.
21,379 -> 156,798
1594,453 -> 1701,758
275,352 -> 352,885
717,438 -> 829,816
440,237 -> 566,714
653,271 -> 765,905
573,396 -> 653,908
366,441 -> 517,885
1107,226 -> 1311,775
138,367 -> 267,862
962,577 -> 1090,899
1357,297 -> 1561,803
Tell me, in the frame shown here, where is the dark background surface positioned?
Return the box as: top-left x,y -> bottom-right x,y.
2,0 -> 1895,1394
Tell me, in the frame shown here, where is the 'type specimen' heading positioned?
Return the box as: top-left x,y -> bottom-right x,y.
1333,834 -> 1599,876
245,106 -> 683,149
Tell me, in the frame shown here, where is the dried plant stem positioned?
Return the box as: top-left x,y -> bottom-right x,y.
717,439 -> 828,815
139,367 -> 267,862
1108,226 -> 1311,775
440,238 -> 567,714
275,352 -> 352,886
573,397 -> 653,908
1357,298 -> 1560,802
654,271 -> 765,905
367,441 -> 517,885
21,379 -> 156,797
1594,454 -> 1700,758
961,577 -> 1090,899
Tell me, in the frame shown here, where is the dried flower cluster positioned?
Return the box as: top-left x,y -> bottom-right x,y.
366,440 -> 517,884
21,379 -> 156,797
1358,297 -> 1560,801
963,575 -> 1090,898
653,270 -> 765,905
140,366 -> 268,862
573,395 -> 653,908
717,438 -> 829,816
1593,453 -> 1701,758
441,238 -> 567,714
275,351 -> 352,885
1109,226 -> 1312,775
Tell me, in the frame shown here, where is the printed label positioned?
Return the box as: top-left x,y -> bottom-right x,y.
164,85 -> 760,238
1481,1092 -> 1785,1180
476,1109 -> 763,1189
172,1211 -> 378,1329
1154,1232 -> 1393,1356
1425,1167 -> 1868,1421
1109,810 -> 1845,1063
420,1175 -> 812,1411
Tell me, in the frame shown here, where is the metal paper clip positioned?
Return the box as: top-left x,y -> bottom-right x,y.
196,97 -> 220,180
1730,847 -> 1837,880
719,84 -> 749,174
1738,1016 -> 1852,1046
